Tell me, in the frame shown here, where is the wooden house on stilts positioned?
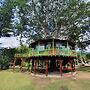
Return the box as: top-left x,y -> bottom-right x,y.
13,38 -> 77,76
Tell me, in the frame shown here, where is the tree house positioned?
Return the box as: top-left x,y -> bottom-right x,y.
14,38 -> 77,76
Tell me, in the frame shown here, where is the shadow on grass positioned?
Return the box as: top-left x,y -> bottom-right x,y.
77,66 -> 90,72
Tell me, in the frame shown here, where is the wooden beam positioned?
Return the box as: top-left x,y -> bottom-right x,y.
69,60 -> 73,73
55,60 -> 58,71
46,60 -> 49,76
73,60 -> 76,72
32,59 -> 34,71
58,60 -> 63,76
34,60 -> 37,74
59,60 -> 63,76
13,58 -> 16,71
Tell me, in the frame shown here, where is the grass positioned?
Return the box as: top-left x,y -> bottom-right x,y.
0,70 -> 90,90
77,66 -> 90,72
45,79 -> 90,90
0,70 -> 35,90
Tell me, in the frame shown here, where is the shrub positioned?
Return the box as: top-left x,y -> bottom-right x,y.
16,45 -> 29,54
0,48 -> 16,70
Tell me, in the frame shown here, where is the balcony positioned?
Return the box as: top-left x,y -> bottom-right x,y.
15,48 -> 77,58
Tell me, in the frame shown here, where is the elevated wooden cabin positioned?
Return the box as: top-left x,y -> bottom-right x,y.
14,38 -> 77,76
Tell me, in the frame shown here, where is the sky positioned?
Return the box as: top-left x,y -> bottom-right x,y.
0,36 -> 20,49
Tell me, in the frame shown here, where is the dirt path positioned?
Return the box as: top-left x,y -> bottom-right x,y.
76,71 -> 90,79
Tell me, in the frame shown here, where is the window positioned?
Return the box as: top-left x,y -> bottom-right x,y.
46,43 -> 51,49
39,45 -> 45,51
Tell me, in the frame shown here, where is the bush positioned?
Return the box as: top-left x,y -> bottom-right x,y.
16,45 -> 29,54
0,48 -> 16,70
86,53 -> 90,60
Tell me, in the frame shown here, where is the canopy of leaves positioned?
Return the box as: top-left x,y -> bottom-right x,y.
0,0 -> 90,49
16,45 -> 29,53
13,0 -> 90,47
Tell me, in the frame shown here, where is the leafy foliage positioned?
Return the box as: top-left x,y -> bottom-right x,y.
0,49 -> 16,69
0,0 -> 90,47
86,53 -> 90,59
16,45 -> 29,54
12,0 -> 90,47
0,0 -> 15,36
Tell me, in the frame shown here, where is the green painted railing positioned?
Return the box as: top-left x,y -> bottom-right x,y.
15,48 -> 77,58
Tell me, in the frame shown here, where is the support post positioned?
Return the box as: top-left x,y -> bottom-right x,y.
54,60 -> 57,71
34,60 -> 37,74
58,60 -> 63,76
73,60 -> 76,72
59,60 -> 63,76
46,60 -> 49,76
13,58 -> 16,71
69,60 -> 73,73
32,60 -> 34,71
20,58 -> 24,71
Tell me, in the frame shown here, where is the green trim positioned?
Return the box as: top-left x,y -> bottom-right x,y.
15,48 -> 77,58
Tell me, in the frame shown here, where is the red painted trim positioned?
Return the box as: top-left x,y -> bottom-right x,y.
59,60 -> 63,76
34,60 -> 37,74
46,60 -> 48,76
74,63 -> 76,71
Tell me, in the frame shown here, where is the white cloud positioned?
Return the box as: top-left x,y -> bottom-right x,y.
0,36 -> 20,49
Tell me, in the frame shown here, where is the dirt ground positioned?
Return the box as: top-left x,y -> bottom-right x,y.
29,71 -> 90,90
76,71 -> 90,79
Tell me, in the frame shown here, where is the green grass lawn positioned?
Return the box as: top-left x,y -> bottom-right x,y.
0,70 -> 90,90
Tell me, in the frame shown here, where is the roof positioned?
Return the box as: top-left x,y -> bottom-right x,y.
30,38 -> 75,47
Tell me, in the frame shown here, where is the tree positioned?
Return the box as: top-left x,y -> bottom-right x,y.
86,53 -> 90,60
17,0 -> 89,46
0,0 -> 16,36
0,0 -> 90,48
0,48 -> 16,69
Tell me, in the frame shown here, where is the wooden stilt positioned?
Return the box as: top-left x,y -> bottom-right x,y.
30,59 -> 33,72
59,60 -> 63,76
70,60 -> 73,73
20,58 -> 24,71
73,60 -> 76,72
55,60 -> 57,71
32,60 -> 34,71
34,60 -> 37,74
13,58 -> 16,71
46,60 -> 49,76
38,60 -> 39,67
37,60 -> 39,70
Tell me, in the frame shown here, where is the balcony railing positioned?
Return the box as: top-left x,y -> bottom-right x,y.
15,48 -> 77,58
